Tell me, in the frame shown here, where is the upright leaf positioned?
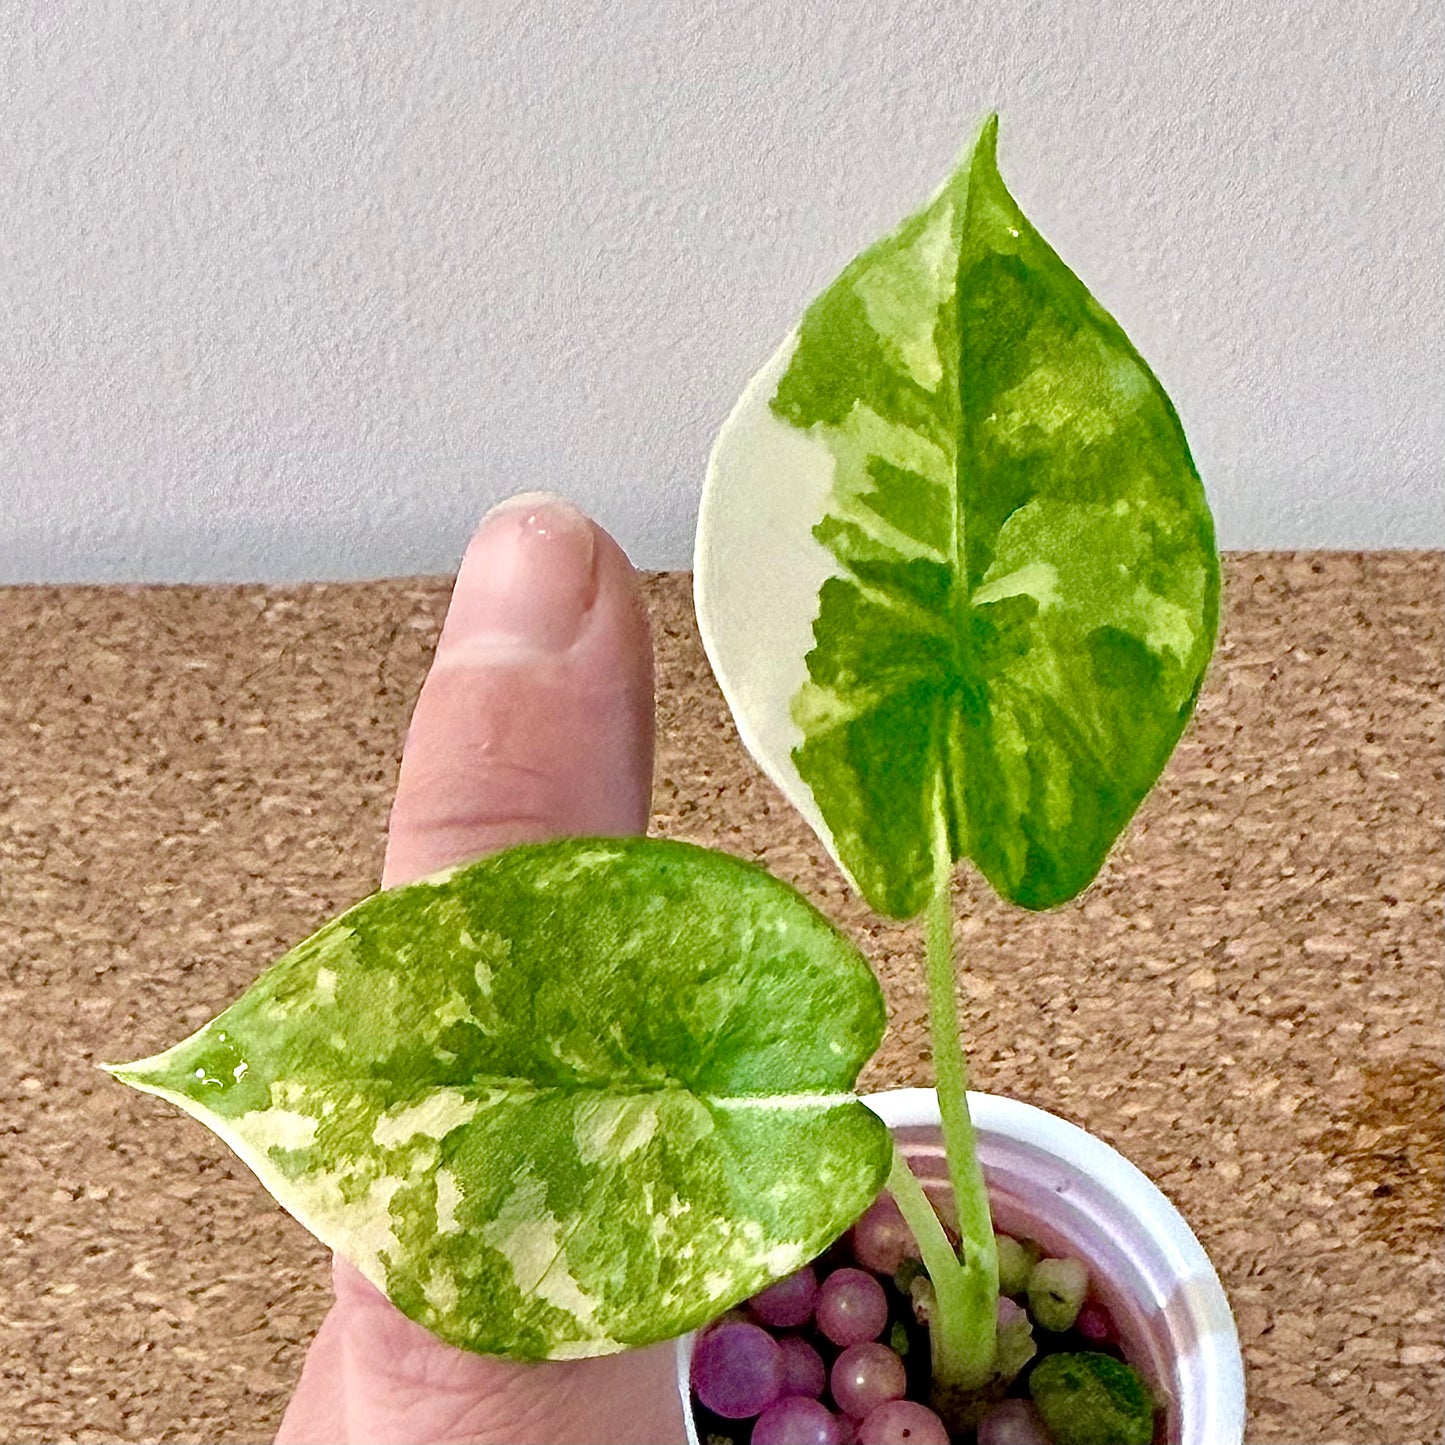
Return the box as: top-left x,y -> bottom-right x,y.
696,116 -> 1219,917
106,838 -> 889,1359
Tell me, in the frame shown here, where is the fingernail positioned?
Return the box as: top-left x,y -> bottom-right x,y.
444,492 -> 597,652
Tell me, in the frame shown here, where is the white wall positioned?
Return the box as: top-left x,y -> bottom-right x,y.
2,0 -> 1440,582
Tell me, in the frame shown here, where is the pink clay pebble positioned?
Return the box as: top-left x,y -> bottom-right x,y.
750,1266 -> 820,1328
691,1321 -> 785,1419
829,1341 -> 907,1419
751,1395 -> 842,1445
1076,1299 -> 1118,1342
816,1267 -> 889,1346
851,1193 -> 919,1275
856,1399 -> 950,1445
976,1398 -> 1052,1445
778,1336 -> 828,1398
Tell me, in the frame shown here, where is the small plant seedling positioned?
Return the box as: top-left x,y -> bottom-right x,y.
110,115 -> 1219,1435
696,112 -> 1217,1405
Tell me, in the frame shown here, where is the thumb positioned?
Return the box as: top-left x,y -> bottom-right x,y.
382,490 -> 654,883
276,495 -> 685,1445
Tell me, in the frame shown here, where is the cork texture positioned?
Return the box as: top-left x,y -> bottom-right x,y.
0,554 -> 1440,1444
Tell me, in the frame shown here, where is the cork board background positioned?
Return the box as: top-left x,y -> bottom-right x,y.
1,553 -> 1440,1444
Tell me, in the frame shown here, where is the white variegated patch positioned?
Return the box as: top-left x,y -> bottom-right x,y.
372,1089 -> 481,1148
695,333 -> 855,893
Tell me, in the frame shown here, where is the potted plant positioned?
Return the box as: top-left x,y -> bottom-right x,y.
676,1090 -> 1244,1444
685,113 -> 1240,1443
105,116 -> 1243,1444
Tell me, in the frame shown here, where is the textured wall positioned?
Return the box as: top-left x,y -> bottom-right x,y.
1,0 -> 1441,581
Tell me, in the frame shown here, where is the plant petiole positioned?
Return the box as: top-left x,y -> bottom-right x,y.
921,811 -> 998,1392
885,1146 -> 978,1388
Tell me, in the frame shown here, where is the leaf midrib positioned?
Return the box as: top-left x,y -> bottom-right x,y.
367,1077 -> 858,1112
944,133 -> 985,863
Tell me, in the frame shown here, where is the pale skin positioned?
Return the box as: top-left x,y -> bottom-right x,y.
275,494 -> 687,1445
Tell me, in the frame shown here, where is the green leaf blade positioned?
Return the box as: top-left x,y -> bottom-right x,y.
109,838 -> 890,1358
953,119 -> 1219,907
696,116 -> 1219,917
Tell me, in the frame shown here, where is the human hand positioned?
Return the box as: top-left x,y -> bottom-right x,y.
275,494 -> 687,1444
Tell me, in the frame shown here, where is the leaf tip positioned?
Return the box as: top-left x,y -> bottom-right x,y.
97,1052 -> 167,1088
970,111 -> 1001,175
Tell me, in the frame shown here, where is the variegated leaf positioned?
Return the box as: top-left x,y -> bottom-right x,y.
106,838 -> 889,1359
696,115 -> 1220,917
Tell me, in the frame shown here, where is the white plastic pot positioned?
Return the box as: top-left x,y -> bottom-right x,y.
677,1088 -> 1245,1445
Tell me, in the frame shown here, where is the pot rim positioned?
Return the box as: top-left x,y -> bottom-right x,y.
676,1087 -> 1245,1445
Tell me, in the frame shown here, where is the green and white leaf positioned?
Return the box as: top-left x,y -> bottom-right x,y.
105,838 -> 889,1359
696,116 -> 1220,918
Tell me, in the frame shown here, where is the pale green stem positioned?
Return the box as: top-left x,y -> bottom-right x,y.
923,827 -> 998,1391
886,1146 -> 975,1388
